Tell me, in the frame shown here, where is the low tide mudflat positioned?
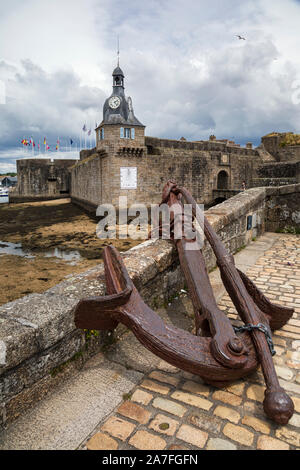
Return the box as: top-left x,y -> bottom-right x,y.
0,198 -> 145,305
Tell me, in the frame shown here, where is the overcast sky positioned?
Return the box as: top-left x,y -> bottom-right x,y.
0,0 -> 300,173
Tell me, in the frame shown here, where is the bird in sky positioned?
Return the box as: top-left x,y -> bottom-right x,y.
236,35 -> 246,40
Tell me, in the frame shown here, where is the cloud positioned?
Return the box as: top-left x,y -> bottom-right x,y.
0,59 -> 103,148
0,0 -> 300,174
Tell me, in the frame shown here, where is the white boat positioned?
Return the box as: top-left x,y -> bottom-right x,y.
0,187 -> 9,197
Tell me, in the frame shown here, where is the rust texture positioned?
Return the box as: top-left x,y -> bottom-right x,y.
74,181 -> 294,425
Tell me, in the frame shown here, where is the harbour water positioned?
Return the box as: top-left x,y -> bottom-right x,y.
0,240 -> 82,263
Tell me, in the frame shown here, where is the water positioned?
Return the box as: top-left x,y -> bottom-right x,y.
0,240 -> 82,263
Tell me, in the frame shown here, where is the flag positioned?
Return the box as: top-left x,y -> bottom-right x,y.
46,144 -> 50,150
88,129 -> 91,136
70,139 -> 73,145
82,124 -> 87,132
44,137 -> 46,145
56,145 -> 58,151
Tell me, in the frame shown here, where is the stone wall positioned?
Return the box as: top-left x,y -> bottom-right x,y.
0,185 -> 270,429
261,134 -> 300,162
265,183 -> 300,232
70,136 -> 263,213
96,124 -> 146,152
251,161 -> 300,188
11,159 -> 77,203
70,151 -> 106,211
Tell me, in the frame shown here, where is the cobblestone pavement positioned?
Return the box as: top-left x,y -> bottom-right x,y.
83,234 -> 300,451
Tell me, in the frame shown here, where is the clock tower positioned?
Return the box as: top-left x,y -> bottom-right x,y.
96,65 -> 145,153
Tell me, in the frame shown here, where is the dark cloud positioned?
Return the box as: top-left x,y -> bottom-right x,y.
0,59 -> 104,150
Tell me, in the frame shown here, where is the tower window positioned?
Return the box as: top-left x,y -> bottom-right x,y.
99,128 -> 104,140
120,127 -> 135,139
124,128 -> 131,139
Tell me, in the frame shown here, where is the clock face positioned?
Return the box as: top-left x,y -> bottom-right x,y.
109,96 -> 121,109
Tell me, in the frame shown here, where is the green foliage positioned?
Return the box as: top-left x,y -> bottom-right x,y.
84,329 -> 100,341
279,133 -> 300,147
235,244 -> 246,253
275,226 -> 300,235
159,423 -> 170,430
122,393 -> 132,401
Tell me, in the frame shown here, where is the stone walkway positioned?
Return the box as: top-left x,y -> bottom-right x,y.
1,233 -> 299,450
83,234 -> 300,451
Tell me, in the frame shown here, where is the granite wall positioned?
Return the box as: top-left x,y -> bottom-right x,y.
70,137 -> 263,213
10,159 -> 77,203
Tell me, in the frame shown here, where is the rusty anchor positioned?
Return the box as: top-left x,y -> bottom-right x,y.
74,181 -> 294,425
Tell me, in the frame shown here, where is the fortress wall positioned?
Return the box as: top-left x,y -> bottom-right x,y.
257,161 -> 298,178
251,161 -> 300,188
274,146 -> 300,162
145,136 -> 259,157
0,184 -> 277,428
261,134 -> 300,162
10,159 -> 76,203
70,140 -> 262,211
70,153 -> 104,209
265,183 -> 300,232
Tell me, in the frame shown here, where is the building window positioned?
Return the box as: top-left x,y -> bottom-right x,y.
120,127 -> 135,139
99,128 -> 104,140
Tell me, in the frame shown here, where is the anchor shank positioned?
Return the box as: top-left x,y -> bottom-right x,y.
176,185 -> 294,424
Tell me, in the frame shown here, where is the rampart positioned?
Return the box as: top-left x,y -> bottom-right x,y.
261,133 -> 300,162
252,161 -> 300,188
70,137 -> 264,213
10,159 -> 77,203
1,183 -> 299,429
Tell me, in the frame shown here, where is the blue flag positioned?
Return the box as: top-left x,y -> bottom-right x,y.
70,139 -> 73,145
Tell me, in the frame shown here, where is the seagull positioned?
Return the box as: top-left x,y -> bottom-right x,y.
236,35 -> 246,40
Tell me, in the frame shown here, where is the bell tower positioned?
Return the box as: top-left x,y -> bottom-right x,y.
95,61 -> 145,154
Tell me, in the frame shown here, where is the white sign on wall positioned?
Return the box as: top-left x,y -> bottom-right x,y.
120,167 -> 137,189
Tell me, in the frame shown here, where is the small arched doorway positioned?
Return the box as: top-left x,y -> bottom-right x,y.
217,170 -> 229,190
